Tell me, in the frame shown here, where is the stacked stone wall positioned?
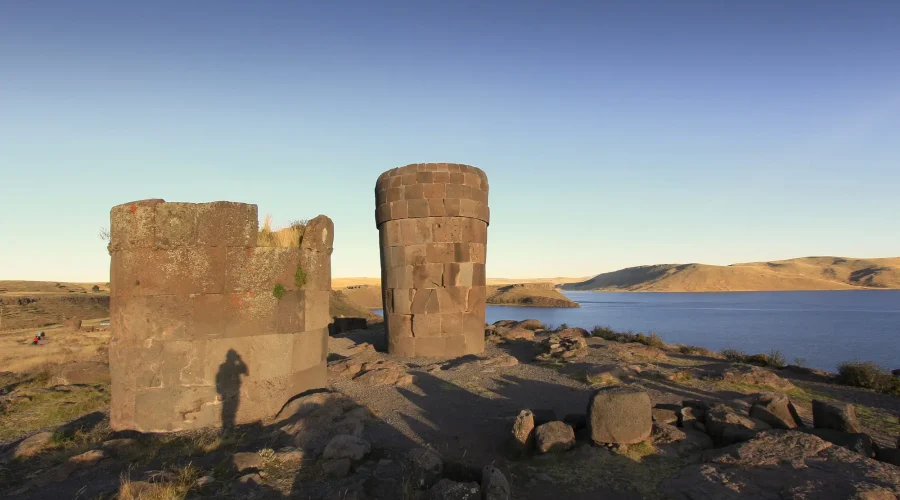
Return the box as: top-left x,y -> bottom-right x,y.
375,163 -> 489,357
108,199 -> 333,432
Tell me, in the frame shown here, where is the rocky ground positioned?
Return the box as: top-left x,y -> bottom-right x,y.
1,320 -> 899,499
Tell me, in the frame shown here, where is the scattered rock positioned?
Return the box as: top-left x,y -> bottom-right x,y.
482,465 -> 511,500
13,431 -> 54,459
699,363 -> 795,390
195,475 -> 215,487
813,400 -> 862,433
511,409 -> 535,455
232,451 -> 264,473
323,435 -> 371,461
480,354 -> 519,369
587,386 -> 652,445
662,430 -> 900,499
583,364 -> 636,385
748,392 -> 804,429
500,328 -> 535,341
799,428 -> 876,458
322,458 -> 352,478
62,317 -> 82,330
705,406 -> 771,446
535,331 -> 587,362
876,447 -> 900,467
331,356 -> 414,387
492,320 -> 517,329
407,448 -> 443,489
275,391 -> 369,454
515,319 -> 544,331
427,479 -> 481,500
892,368 -> 900,377
652,404 -> 680,426
652,423 -> 714,457
535,421 -> 575,453
610,343 -> 669,362
101,438 -> 139,457
68,449 -> 106,467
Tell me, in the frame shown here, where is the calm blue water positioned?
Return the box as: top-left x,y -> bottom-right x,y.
376,290 -> 900,372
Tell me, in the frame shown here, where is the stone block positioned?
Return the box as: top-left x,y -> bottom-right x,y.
412,313 -> 441,338
427,243 -> 455,264
224,247 -> 302,294
445,335 -> 467,357
300,248 -> 331,291
291,329 -> 328,373
387,314 -> 413,337
391,201 -> 408,219
440,313 -> 463,336
303,290 -> 332,331
195,202 -> 258,248
436,287 -> 467,312
109,199 -> 165,251
391,288 -> 413,314
290,363 -> 327,398
427,198 -> 446,216
405,244 -> 428,266
415,337 -> 447,357
388,335 -> 416,357
299,215 -> 334,254
154,202 -> 199,249
112,247 -> 227,296
587,387 -> 653,444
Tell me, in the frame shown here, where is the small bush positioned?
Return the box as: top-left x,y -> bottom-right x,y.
679,345 -> 714,357
836,360 -> 900,395
91,285 -> 100,292
591,326 -> 617,340
746,353 -> 769,366
792,358 -> 808,368
272,283 -> 286,299
638,332 -> 665,349
766,349 -> 786,368
721,349 -> 748,363
557,323 -> 569,331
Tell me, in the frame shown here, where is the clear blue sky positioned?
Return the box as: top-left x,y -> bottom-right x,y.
1,1 -> 898,282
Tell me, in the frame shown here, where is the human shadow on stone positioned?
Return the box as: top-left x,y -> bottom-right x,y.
216,349 -> 248,435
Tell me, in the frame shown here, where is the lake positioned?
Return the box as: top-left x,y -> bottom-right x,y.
377,290 -> 900,372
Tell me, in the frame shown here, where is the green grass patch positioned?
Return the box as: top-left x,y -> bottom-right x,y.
273,283 -> 286,299
0,384 -> 110,441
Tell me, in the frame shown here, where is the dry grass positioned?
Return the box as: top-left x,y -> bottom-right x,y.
118,464 -> 201,500
0,319 -> 110,373
0,378 -> 110,441
257,215 -> 306,248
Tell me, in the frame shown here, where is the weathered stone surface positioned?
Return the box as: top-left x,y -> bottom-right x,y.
499,327 -> 535,341
232,452 -> 264,472
109,200 -> 332,432
323,435 -> 371,461
322,458 -> 352,478
55,362 -> 111,385
376,164 -> 489,357
588,387 -> 652,444
511,409 -> 535,454
813,400 -> 862,433
748,392 -> 804,430
799,428 -> 876,458
652,423 -> 714,457
68,449 -> 107,467
13,431 -> 54,459
275,391 -> 369,454
427,479 -> 481,500
535,332 -> 587,362
698,363 -> 794,390
514,319 -> 544,331
101,438 -> 138,457
661,430 -> 900,499
482,465 -> 510,500
652,404 -> 680,426
535,421 -> 576,453
407,448 -> 443,489
705,406 -> 771,446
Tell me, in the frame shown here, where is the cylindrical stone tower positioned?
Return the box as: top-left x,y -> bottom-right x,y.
108,199 -> 333,432
375,163 -> 489,357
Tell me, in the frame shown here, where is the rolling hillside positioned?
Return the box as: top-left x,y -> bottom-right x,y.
562,256 -> 900,292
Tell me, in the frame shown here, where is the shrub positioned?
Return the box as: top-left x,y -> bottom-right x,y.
272,283 -> 285,299
591,326 -> 617,340
746,353 -> 769,366
721,349 -> 748,363
557,323 -> 569,331
835,360 -> 899,396
792,358 -> 808,368
91,285 -> 100,292
641,332 -> 666,349
766,349 -> 786,368
679,345 -> 714,357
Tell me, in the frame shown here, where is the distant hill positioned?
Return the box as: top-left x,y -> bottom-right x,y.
486,283 -> 580,308
562,257 -> 900,292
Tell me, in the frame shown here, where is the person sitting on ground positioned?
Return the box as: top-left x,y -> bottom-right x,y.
39,331 -> 45,339
32,335 -> 40,345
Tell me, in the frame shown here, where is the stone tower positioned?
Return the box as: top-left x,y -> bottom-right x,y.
375,164 -> 489,357
108,199 -> 333,432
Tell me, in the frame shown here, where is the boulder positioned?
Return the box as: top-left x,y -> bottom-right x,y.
232,452 -> 264,473
678,406 -> 705,427
699,363 -> 794,390
493,320 -> 517,329
322,435 -> 371,461
510,410 -> 535,454
748,392 -> 804,429
876,447 -> 900,467
514,319 -> 544,331
68,449 -> 106,467
587,387 -> 652,445
798,428 -> 876,458
13,431 -> 54,459
482,466 -> 511,500
652,404 -> 680,426
813,400 -> 862,433
407,448 -> 443,489
705,406 -> 771,446
101,438 -> 139,457
535,421 -> 575,453
652,423 -> 714,457
480,354 -> 519,369
501,328 -> 535,341
322,458 -> 352,478
427,479 -> 481,500
661,430 -> 900,499
275,391 -> 369,454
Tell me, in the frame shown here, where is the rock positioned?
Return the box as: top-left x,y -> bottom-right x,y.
535,421 -> 575,453
101,438 -> 139,457
813,400 -> 862,433
705,406 -> 771,446
661,430 -> 900,499
501,328 -> 535,341
408,448 -> 443,489
55,361 -> 111,385
587,386 -> 652,445
798,428 -> 876,458
56,411 -> 106,439
234,473 -> 265,493
480,354 -> 519,369
698,363 -> 794,390
876,447 -> 900,467
68,449 -> 106,467
892,368 -> 900,377
652,423 -> 714,457
352,361 -> 415,387
493,320 -> 517,328
427,479 -> 481,500
63,317 -> 83,330
322,458 -> 352,478
195,475 -> 215,487
323,435 -> 371,461
652,404 -> 680,426
515,319 -> 544,331
535,332 -> 587,362
13,431 -> 54,459
611,343 -> 669,362
748,392 -> 804,429
482,465 -> 510,500
563,413 -> 587,431
232,451 -> 264,472
511,409 -> 535,454
275,391 -> 368,454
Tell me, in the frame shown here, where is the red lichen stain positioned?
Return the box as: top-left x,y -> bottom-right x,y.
130,204 -> 137,214
246,248 -> 253,256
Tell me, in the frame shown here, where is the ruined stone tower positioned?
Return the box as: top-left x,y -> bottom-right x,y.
108,200 -> 332,432
375,164 -> 489,357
